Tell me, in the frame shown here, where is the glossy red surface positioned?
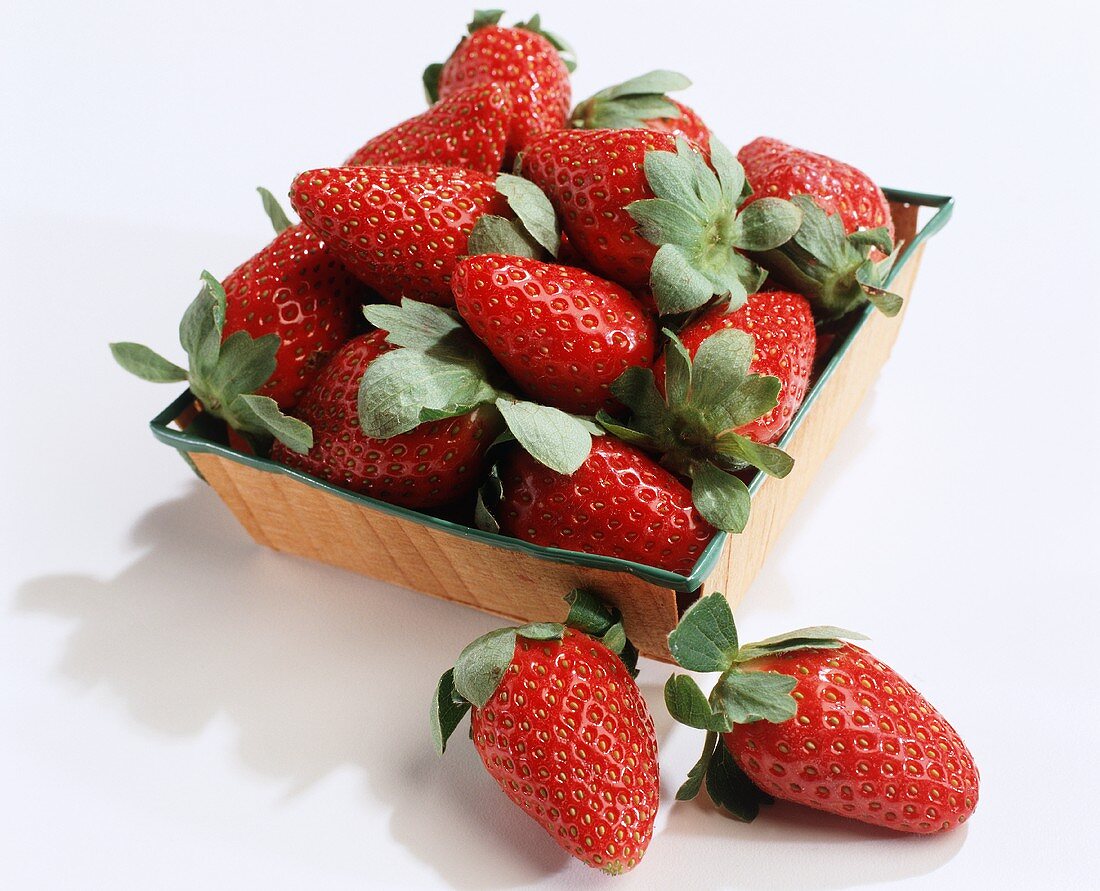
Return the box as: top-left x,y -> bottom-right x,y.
644,99 -> 711,154
291,166 -> 508,306
222,223 -> 361,409
498,438 -> 715,575
725,644 -> 980,834
654,290 -> 816,444
521,128 -> 676,290
471,629 -> 659,873
271,331 -> 496,509
452,255 -> 657,414
738,136 -> 895,243
345,83 -> 511,174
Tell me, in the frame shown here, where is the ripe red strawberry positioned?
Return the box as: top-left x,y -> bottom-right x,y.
271,330 -> 497,509
520,129 -> 800,315
451,255 -> 657,414
221,223 -> 360,408
497,437 -> 715,575
112,192 -> 361,454
432,591 -> 659,874
426,10 -> 574,160
653,290 -> 816,444
346,83 -> 512,174
290,166 -> 508,306
666,594 -> 979,834
736,138 -> 902,320
571,70 -> 710,153
738,137 -> 894,242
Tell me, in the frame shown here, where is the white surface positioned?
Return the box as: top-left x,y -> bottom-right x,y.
2,1 -> 1097,888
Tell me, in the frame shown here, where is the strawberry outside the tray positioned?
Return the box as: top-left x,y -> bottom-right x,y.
425,10 -> 574,161
291,166 -> 509,307
432,591 -> 658,874
270,329 -> 498,510
664,594 -> 980,833
346,83 -> 512,174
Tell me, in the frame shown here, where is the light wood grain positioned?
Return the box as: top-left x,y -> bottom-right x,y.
184,201 -> 926,662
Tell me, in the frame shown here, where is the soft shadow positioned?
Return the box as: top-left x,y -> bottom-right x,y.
14,485 -> 573,888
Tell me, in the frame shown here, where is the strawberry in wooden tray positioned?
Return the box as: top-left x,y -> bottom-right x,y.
452,254 -> 657,415
653,289 -> 816,444
290,166 -> 508,306
346,83 -> 512,174
270,329 -> 498,509
432,591 -> 658,874
111,190 -> 362,454
424,9 -> 574,160
570,70 -> 710,153
738,137 -> 902,320
519,129 -> 802,315
665,593 -> 980,832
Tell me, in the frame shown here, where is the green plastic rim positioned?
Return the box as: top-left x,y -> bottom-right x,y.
150,188 -> 953,593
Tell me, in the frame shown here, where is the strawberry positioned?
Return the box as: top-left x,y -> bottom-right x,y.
737,137 -> 902,320
570,70 -> 710,154
290,166 -> 508,306
452,254 -> 657,415
425,10 -> 574,161
665,594 -> 979,833
653,290 -> 816,444
519,130 -> 803,315
111,190 -> 361,453
346,83 -> 512,175
271,330 -> 498,509
739,137 -> 894,243
496,437 -> 715,575
432,590 -> 659,874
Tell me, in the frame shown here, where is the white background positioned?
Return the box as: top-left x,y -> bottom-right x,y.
2,1 -> 1097,888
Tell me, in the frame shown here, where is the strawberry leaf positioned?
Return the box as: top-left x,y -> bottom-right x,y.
690,461 -> 751,533
452,628 -> 517,709
730,197 -> 803,252
422,63 -> 443,103
364,300 -> 464,351
430,668 -> 472,755
665,674 -> 734,732
714,433 -> 793,479
110,343 -> 188,383
207,331 -> 278,401
178,287 -> 221,379
677,730 -> 719,801
668,591 -> 739,672
571,69 -> 691,130
705,741 -> 772,822
231,394 -> 313,454
495,398 -> 591,475
468,9 -> 505,32
649,243 -> 715,314
467,214 -> 545,259
735,626 -> 867,662
256,186 -> 293,234
563,588 -> 619,636
495,174 -> 560,256
514,622 -> 566,641
711,669 -> 798,725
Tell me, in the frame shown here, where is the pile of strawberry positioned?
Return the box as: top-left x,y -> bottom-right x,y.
112,8 -> 904,578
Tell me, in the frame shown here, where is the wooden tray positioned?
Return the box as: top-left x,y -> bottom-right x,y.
151,189 -> 953,662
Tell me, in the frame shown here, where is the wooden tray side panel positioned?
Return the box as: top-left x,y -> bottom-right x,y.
188,452 -> 683,658
704,246 -> 925,609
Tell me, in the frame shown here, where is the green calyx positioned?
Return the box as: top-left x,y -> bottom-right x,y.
430,589 -> 636,754
360,299 -> 597,475
423,10 -> 576,102
467,173 -> 562,260
749,195 -> 902,321
110,269 -> 312,454
597,328 -> 794,533
570,69 -> 691,130
664,592 -> 867,820
627,137 -> 803,316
